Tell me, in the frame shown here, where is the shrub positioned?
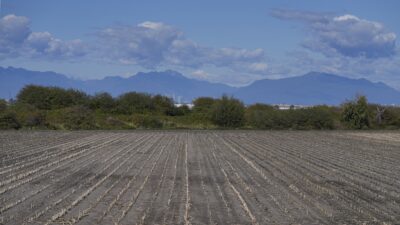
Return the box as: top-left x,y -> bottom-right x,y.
116,92 -> 154,114
63,106 -> 96,130
342,95 -> 370,129
17,85 -> 89,110
132,114 -> 163,129
211,95 -> 245,128
173,105 -> 191,116
10,103 -> 47,128
245,104 -> 276,129
0,112 -> 21,130
289,107 -> 335,130
153,95 -> 175,115
0,99 -> 7,112
89,92 -> 115,112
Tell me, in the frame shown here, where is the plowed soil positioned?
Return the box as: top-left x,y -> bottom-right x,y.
1,130 -> 399,225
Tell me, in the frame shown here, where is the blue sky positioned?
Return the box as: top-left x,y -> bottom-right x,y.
0,0 -> 399,88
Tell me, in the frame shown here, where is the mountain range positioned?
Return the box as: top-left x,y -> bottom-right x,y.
1,66 -> 400,105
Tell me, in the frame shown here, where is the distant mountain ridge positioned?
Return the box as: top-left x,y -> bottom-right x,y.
1,66 -> 400,105
235,72 -> 400,105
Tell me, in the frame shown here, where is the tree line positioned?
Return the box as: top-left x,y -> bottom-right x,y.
0,85 -> 399,130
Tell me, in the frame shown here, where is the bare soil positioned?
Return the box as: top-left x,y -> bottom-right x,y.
1,130 -> 400,225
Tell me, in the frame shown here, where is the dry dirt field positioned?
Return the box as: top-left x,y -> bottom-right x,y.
0,130 -> 400,225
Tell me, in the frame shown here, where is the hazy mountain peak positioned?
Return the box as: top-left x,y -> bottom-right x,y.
1,66 -> 399,105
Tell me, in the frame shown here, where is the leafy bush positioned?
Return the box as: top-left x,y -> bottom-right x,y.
342,95 -> 370,129
17,85 -> 89,110
153,95 -> 175,115
245,104 -> 336,129
89,92 -> 115,112
289,107 -> 335,130
173,105 -> 191,116
245,104 -> 276,129
370,105 -> 400,128
12,103 -> 47,128
211,95 -> 245,128
116,92 -> 154,114
63,106 -> 96,130
0,112 -> 21,130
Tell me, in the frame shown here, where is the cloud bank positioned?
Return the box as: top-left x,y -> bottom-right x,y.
95,21 -> 268,73
271,9 -> 397,58
0,15 -> 87,60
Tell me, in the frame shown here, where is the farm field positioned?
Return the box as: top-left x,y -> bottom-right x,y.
1,131 -> 400,225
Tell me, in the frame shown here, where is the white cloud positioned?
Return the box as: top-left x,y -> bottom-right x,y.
272,9 -> 397,59
0,14 -> 87,60
333,14 -> 360,22
95,21 -> 268,73
138,21 -> 165,30
248,62 -> 268,73
191,70 -> 209,79
0,14 -> 30,56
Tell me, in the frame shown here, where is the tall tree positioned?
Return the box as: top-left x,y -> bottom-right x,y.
342,95 -> 370,129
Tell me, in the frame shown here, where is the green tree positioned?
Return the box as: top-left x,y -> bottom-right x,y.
17,85 -> 88,110
152,94 -> 175,115
342,95 -> 370,129
211,95 -> 245,128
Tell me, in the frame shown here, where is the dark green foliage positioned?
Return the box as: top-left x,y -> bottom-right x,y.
115,92 -> 176,116
245,104 -> 335,129
211,95 -> 245,128
11,103 -> 47,128
63,106 -> 96,130
17,85 -> 89,110
152,95 -> 175,115
175,105 -> 191,116
245,104 -> 276,129
0,99 -> 7,112
193,97 -> 216,114
0,112 -> 21,130
382,107 -> 400,127
342,95 -> 370,129
191,97 -> 217,123
116,92 -> 154,114
367,105 -> 400,128
89,92 -> 115,112
288,106 -> 335,130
